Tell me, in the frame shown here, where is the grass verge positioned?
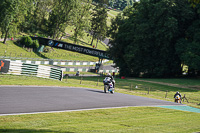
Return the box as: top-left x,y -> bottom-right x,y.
0,107 -> 199,133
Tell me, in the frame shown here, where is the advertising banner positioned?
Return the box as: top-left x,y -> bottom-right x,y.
31,37 -> 110,59
0,59 -> 10,73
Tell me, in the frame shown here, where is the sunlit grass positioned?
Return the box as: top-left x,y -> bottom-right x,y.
0,107 -> 199,133
0,41 -> 99,61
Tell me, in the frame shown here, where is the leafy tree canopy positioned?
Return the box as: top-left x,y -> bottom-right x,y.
109,0 -> 200,77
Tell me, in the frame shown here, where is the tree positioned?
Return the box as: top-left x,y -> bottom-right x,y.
47,0 -> 77,39
0,0 -> 32,44
175,4 -> 200,76
72,0 -> 92,44
20,0 -> 53,34
109,0 -> 197,77
188,0 -> 200,7
90,4 -> 108,47
108,0 -> 137,10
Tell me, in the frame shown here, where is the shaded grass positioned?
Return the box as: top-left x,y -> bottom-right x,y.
63,71 -> 99,75
0,107 -> 199,133
133,78 -> 200,86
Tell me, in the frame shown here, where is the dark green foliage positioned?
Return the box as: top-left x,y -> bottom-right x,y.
109,0 -> 200,77
175,7 -> 200,76
90,4 -> 108,47
32,40 -> 40,49
108,0 -> 136,10
0,0 -> 34,44
47,0 -> 77,39
20,36 -> 33,48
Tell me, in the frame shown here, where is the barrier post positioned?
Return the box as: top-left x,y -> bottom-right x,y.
97,78 -> 99,86
80,76 -> 83,84
148,88 -> 150,94
66,75 -> 68,82
165,90 -> 168,98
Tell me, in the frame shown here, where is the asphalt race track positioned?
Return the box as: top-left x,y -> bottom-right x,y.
0,86 -> 183,115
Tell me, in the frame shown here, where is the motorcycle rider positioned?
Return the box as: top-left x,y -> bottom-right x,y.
76,71 -> 80,76
106,73 -> 115,88
174,91 -> 182,103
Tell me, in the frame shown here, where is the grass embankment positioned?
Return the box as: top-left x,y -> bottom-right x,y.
0,107 -> 199,133
64,26 -> 108,50
0,41 -> 99,61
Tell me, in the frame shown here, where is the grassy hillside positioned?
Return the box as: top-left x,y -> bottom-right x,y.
0,9 -> 121,61
107,9 -> 120,26
0,40 -> 100,61
64,26 -> 108,50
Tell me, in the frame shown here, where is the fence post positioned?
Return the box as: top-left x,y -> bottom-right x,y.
165,90 -> 168,98
66,76 -> 68,82
80,76 -> 83,84
148,87 -> 150,94
97,78 -> 99,86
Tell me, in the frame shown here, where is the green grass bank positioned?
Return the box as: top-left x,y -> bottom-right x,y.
0,107 -> 199,133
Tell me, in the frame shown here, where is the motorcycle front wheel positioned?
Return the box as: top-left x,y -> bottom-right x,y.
104,85 -> 108,93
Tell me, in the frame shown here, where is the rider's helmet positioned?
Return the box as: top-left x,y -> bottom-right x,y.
176,91 -> 179,94
107,73 -> 111,77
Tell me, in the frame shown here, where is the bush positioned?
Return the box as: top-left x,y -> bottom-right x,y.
32,40 -> 40,49
20,36 -> 33,48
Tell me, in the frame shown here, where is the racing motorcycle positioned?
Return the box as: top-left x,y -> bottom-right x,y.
103,77 -> 114,94
175,95 -> 181,103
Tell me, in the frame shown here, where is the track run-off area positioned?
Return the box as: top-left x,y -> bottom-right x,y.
0,86 -> 199,116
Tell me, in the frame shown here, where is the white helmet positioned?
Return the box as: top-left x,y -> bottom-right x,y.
107,73 -> 111,76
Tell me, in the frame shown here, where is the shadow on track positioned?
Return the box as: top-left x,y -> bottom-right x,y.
86,89 -> 105,94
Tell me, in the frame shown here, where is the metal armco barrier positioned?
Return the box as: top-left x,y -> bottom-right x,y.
0,57 -> 109,66
0,59 -> 63,81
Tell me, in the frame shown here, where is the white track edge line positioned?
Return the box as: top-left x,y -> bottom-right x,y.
0,105 -> 187,116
